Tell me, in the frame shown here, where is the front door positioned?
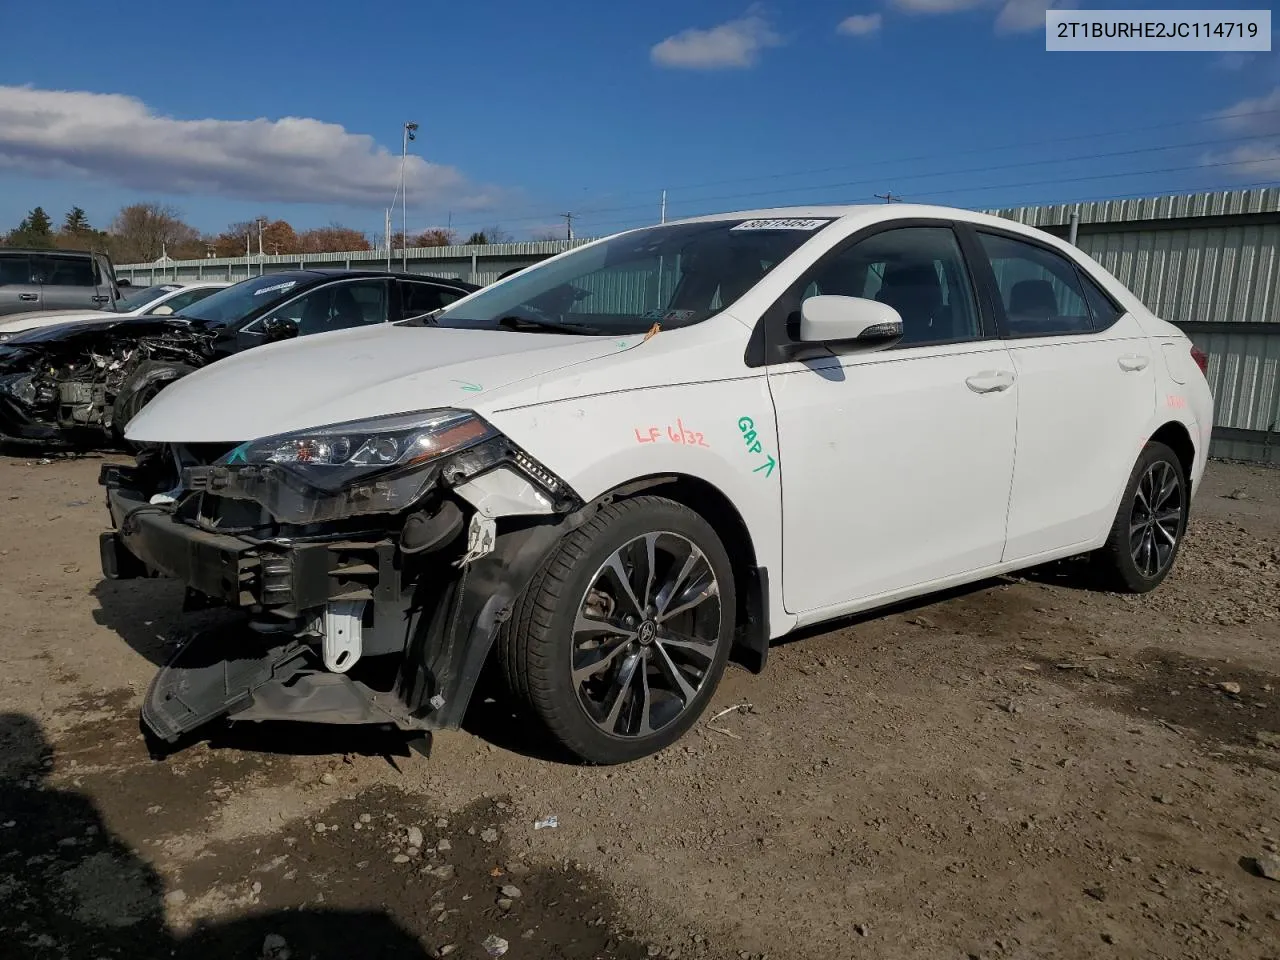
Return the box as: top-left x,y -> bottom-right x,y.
766,224 -> 1018,616
0,254 -> 41,316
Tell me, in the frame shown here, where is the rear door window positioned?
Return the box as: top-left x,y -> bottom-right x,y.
976,233 -> 1093,336
1077,270 -> 1123,329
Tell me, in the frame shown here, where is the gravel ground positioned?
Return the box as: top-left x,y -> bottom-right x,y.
1,453 -> 1278,960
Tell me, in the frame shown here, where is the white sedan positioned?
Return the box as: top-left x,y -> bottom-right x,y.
104,204 -> 1213,763
0,280 -> 229,341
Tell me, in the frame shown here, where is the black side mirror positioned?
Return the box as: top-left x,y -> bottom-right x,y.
117,279 -> 131,287
262,316 -> 299,341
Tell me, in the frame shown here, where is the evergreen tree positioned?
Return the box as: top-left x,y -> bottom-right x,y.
7,206 -> 55,248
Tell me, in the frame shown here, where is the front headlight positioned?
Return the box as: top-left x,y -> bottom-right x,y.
206,410 -> 501,524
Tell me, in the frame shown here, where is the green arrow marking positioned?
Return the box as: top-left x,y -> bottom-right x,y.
752,455 -> 777,477
451,379 -> 482,392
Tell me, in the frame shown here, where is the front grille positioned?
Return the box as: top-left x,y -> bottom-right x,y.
173,442 -> 239,466
196,492 -> 272,533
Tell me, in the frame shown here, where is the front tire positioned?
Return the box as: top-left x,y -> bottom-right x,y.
498,496 -> 736,764
111,360 -> 196,446
1091,441 -> 1188,593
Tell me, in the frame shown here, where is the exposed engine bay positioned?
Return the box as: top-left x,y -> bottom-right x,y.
0,319 -> 213,446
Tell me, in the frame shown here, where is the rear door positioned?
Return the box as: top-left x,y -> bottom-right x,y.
31,254 -> 111,311
0,253 -> 42,315
966,226 -> 1157,562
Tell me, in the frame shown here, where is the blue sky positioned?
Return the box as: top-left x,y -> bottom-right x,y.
1,0 -> 1277,242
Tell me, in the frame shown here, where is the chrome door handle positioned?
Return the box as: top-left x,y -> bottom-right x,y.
965,370 -> 1016,394
91,295 -> 110,303
1118,354 -> 1149,372
17,293 -> 38,301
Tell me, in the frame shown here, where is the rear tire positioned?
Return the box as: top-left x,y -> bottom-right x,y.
497,496 -> 736,764
1091,441 -> 1188,593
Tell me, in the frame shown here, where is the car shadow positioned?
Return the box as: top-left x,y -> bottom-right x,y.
767,574 -> 1019,649
90,577 -> 242,666
460,661 -> 579,765
0,711 -> 431,959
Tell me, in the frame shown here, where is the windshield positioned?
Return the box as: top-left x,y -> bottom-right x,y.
430,218 -> 833,335
115,284 -> 178,312
177,273 -> 315,325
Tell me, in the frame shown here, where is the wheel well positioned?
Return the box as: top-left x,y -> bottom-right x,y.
606,473 -> 768,672
1149,421 -> 1195,485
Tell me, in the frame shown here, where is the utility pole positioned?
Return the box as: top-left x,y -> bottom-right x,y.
560,212 -> 575,240
255,217 -> 267,275
401,121 -> 419,272
660,190 -> 667,224
875,192 -> 902,203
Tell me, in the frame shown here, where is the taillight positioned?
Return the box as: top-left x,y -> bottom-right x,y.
1190,345 -> 1209,378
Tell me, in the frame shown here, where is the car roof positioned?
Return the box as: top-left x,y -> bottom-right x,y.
664,202 -> 1071,248
0,247 -> 104,257
303,268 -> 478,288
146,280 -> 231,288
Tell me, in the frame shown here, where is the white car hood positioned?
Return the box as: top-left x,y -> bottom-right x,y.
0,310 -> 111,333
125,323 -> 635,443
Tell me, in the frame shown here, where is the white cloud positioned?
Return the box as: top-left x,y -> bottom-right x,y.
0,85 -> 499,210
994,0 -> 1077,34
1206,87 -> 1280,177
1216,87 -> 1280,131
889,0 -> 1076,33
837,13 -> 883,36
650,7 -> 784,70
890,0 -> 987,12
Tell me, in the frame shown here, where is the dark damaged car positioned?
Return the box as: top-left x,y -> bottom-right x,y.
0,269 -> 477,447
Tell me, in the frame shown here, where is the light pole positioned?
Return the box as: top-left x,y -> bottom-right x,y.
400,121 -> 418,272
255,217 -> 267,275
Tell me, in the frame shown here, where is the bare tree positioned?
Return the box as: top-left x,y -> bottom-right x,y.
109,203 -> 199,262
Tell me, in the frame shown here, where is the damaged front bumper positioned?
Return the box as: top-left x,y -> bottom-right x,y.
99,441 -> 584,745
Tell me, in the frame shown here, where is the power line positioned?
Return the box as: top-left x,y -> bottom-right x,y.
436,128 -> 1280,234
518,163 -> 1280,241
561,103 -> 1280,205
433,107 -> 1280,232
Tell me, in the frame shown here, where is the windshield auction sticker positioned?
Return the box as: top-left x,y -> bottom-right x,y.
731,218 -> 832,231
1046,10 -> 1270,51
253,280 -> 298,296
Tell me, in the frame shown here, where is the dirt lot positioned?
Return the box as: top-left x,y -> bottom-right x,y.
1,453 -> 1278,960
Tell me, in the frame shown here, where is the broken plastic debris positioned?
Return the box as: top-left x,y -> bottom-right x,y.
533,815 -> 559,830
482,934 -> 509,957
429,694 -> 446,711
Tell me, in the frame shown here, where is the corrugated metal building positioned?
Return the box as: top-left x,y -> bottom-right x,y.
118,188 -> 1280,464
990,189 -> 1280,464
